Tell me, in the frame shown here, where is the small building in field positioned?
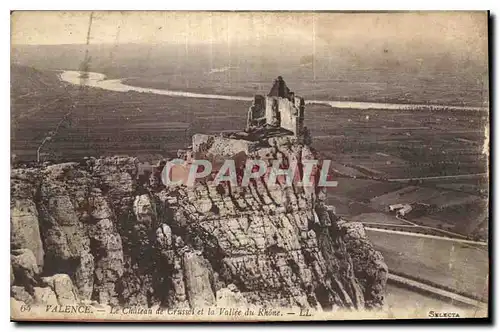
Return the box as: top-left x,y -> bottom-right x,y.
388,203 -> 404,212
397,204 -> 413,217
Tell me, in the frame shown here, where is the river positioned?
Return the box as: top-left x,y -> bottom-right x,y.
59,71 -> 486,112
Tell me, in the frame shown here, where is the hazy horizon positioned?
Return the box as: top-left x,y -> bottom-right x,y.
12,11 -> 488,63
11,11 -> 489,107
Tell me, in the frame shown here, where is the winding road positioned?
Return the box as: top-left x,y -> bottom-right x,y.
365,227 -> 487,246
388,173 -> 488,182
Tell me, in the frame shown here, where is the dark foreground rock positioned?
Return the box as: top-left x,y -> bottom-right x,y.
11,139 -> 387,311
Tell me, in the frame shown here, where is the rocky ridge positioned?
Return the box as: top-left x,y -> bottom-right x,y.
11,135 -> 388,312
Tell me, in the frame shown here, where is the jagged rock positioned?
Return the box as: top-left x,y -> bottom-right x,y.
216,284 -> 248,307
44,162 -> 81,180
39,187 -> 86,262
10,264 -> 15,285
43,227 -> 73,261
93,156 -> 138,201
340,221 -> 388,309
160,252 -> 189,308
88,217 -> 124,305
74,250 -> 95,300
183,251 -> 216,308
10,137 -> 387,311
11,169 -> 40,201
33,287 -> 58,305
89,193 -> 113,220
47,195 -> 79,226
156,224 -> 172,249
11,248 -> 39,288
133,194 -> 156,226
42,274 -> 78,304
10,199 -> 44,268
11,286 -> 34,304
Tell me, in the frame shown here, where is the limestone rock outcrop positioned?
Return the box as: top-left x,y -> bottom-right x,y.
10,172 -> 44,269
10,137 -> 387,312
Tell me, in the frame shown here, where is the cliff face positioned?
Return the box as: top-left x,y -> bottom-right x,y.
10,137 -> 387,312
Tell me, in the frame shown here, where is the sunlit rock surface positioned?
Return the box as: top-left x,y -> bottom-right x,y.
10,135 -> 387,311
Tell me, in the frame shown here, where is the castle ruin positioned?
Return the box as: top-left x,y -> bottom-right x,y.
246,76 -> 305,137
192,77 -> 310,157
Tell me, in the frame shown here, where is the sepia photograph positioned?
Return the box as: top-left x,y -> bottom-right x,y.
10,10 -> 490,322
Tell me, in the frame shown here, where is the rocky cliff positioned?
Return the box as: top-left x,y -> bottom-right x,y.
10,136 -> 387,313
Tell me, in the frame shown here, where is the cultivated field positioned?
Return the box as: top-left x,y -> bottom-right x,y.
11,66 -> 248,162
385,284 -> 472,314
367,229 -> 489,301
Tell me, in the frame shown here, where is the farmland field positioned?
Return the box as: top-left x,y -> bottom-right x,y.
367,229 -> 489,301
11,67 -> 248,162
385,284 -> 475,314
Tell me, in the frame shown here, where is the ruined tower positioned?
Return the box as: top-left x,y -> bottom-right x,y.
246,76 -> 305,137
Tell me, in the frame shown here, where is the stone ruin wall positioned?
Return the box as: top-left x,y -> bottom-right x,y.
264,97 -> 304,136
277,98 -> 299,135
